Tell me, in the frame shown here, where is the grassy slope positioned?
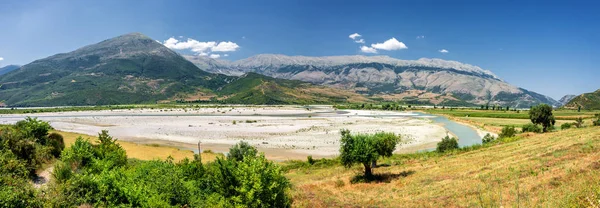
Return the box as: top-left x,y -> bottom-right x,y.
287,127 -> 600,207
565,89 -> 600,110
56,130 -> 217,162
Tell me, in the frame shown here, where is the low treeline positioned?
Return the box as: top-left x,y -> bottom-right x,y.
0,118 -> 291,207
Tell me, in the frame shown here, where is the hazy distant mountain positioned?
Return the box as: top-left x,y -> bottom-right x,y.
0,65 -> 20,76
564,89 -> 600,110
187,54 -> 559,107
558,94 -> 577,106
0,33 -> 369,106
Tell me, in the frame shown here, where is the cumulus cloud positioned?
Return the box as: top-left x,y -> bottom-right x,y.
162,37 -> 240,57
360,46 -> 377,53
354,39 -> 365,44
439,49 -> 449,53
371,38 -> 407,51
209,54 -> 221,59
0,57 -> 4,61
349,33 -> 361,40
416,35 -> 425,39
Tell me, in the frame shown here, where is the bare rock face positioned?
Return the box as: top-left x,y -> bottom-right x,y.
558,94 -> 577,106
187,54 -> 559,108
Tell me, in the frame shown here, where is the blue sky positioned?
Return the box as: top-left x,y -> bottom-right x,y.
0,0 -> 598,99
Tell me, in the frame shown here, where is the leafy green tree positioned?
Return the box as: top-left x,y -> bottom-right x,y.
227,141 -> 258,162
339,129 -> 401,177
436,136 -> 459,152
529,104 -> 556,132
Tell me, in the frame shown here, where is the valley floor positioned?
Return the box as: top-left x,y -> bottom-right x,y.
0,106 -> 460,160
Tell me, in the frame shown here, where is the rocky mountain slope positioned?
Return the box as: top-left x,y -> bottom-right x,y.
0,33 -> 367,106
558,94 -> 577,106
564,89 -> 600,110
187,54 -> 559,107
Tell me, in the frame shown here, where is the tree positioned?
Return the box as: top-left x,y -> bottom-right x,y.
436,136 -> 459,152
227,141 -> 258,162
339,129 -> 401,178
529,104 -> 556,132
578,106 -> 581,112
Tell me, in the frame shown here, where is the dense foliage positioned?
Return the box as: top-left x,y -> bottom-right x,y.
339,129 -> 401,177
561,122 -> 572,130
436,136 -> 459,152
0,117 -> 64,207
0,118 -> 291,207
46,135 -> 292,207
529,104 -> 556,132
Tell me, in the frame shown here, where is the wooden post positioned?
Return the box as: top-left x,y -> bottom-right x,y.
197,141 -> 202,155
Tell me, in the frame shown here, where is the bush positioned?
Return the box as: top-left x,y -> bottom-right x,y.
307,155 -> 315,165
561,123 -> 572,130
48,132 -> 65,158
482,133 -> 496,144
499,126 -> 517,138
594,118 -> 600,126
521,123 -> 542,133
436,136 -> 459,153
574,117 -> 584,128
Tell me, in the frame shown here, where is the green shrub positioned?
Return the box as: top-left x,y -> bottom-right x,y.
574,117 -> 584,128
594,118 -> 600,126
307,155 -> 315,165
561,123 -> 573,130
48,132 -> 65,158
482,133 -> 496,144
499,126 -> 517,138
521,123 -> 542,133
227,141 -> 258,162
437,136 -> 459,153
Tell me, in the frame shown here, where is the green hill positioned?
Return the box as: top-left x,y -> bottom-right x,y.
219,73 -> 370,104
564,89 -> 600,110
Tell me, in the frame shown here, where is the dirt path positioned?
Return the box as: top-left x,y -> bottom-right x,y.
33,166 -> 53,189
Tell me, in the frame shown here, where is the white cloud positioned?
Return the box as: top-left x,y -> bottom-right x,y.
354,39 -> 365,44
209,54 -> 221,59
0,57 -> 4,61
416,35 -> 425,39
223,54 -> 229,57
360,46 -> 377,53
212,41 -> 240,52
370,38 -> 407,51
349,33 -> 361,40
242,36 -> 246,39
439,49 -> 449,53
163,37 -> 240,56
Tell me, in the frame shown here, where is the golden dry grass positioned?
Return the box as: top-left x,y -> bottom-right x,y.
287,127 -> 600,207
55,130 -> 217,162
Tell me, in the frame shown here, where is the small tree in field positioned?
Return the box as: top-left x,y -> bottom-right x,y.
339,129 -> 401,178
529,104 -> 556,132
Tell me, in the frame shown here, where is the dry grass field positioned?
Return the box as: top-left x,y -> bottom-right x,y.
56,130 -> 218,162
286,127 -> 600,207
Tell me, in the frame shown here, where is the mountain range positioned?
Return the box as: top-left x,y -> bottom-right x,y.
0,32 -> 560,107
187,54 -> 559,108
